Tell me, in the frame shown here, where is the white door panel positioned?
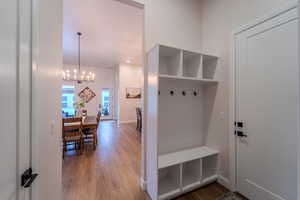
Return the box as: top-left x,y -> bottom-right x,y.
0,0 -> 18,197
0,0 -> 32,199
235,7 -> 298,200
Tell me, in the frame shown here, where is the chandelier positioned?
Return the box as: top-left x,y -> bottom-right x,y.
62,32 -> 95,83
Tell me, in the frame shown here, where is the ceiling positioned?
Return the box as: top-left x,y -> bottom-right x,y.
63,0 -> 143,67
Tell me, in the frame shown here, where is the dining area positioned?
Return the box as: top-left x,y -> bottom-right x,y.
62,111 -> 101,157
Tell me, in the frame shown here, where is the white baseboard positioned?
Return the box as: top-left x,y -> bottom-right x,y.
140,177 -> 147,191
217,175 -> 231,190
119,120 -> 136,124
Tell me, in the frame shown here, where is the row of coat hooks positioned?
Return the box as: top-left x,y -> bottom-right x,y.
158,90 -> 198,96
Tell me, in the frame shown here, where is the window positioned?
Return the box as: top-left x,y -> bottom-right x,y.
62,96 -> 68,101
62,103 -> 68,108
62,85 -> 75,117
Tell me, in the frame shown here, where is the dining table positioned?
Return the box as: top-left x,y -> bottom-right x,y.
63,116 -> 98,129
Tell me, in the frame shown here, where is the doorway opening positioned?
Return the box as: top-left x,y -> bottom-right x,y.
101,88 -> 113,120
61,0 -> 145,199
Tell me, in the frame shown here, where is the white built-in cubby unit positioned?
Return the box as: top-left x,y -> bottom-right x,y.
147,45 -> 220,200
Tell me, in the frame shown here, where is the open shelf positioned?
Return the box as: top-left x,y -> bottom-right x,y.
158,146 -> 219,169
182,159 -> 201,190
202,154 -> 218,181
182,50 -> 201,78
159,45 -> 182,76
147,44 -> 220,200
158,165 -> 181,199
159,74 -> 218,85
202,55 -> 218,80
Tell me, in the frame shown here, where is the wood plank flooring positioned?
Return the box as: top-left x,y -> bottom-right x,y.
63,121 -> 231,200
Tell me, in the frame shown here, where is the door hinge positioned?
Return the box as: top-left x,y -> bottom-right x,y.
21,168 -> 38,188
234,121 -> 243,128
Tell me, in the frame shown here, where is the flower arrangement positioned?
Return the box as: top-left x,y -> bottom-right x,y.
74,101 -> 86,109
74,100 -> 86,117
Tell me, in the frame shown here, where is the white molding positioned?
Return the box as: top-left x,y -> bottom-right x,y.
119,120 -> 137,124
233,1 -> 298,35
140,177 -> 147,191
217,175 -> 231,190
228,31 -> 237,191
298,1 -> 300,199
229,0 -> 299,195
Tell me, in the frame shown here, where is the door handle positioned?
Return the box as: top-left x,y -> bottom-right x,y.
236,131 -> 248,137
21,168 -> 38,188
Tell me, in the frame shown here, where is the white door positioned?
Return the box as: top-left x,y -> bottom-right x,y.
235,6 -> 298,200
101,88 -> 114,120
0,0 -> 32,199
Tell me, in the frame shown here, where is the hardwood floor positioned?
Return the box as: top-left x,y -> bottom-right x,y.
63,121 -> 230,200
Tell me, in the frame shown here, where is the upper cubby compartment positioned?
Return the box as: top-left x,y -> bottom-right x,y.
159,45 -> 182,76
202,55 -> 218,80
182,50 -> 201,78
157,44 -> 219,82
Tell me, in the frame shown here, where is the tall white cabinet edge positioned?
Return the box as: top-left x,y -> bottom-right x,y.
146,44 -> 220,200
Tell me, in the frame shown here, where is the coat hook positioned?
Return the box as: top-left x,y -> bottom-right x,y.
182,91 -> 186,96
193,91 -> 197,96
170,90 -> 174,96
158,90 -> 160,95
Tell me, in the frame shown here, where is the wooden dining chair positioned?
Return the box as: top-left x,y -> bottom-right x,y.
83,116 -> 99,150
62,117 -> 84,157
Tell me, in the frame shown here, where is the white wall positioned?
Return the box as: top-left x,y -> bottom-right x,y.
199,0 -> 294,181
118,64 -> 143,123
144,0 -> 202,52
32,0 -> 63,199
63,65 -> 116,117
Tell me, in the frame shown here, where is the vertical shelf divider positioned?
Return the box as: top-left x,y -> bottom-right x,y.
180,163 -> 183,192
200,158 -> 203,184
178,50 -> 183,77
198,55 -> 203,79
